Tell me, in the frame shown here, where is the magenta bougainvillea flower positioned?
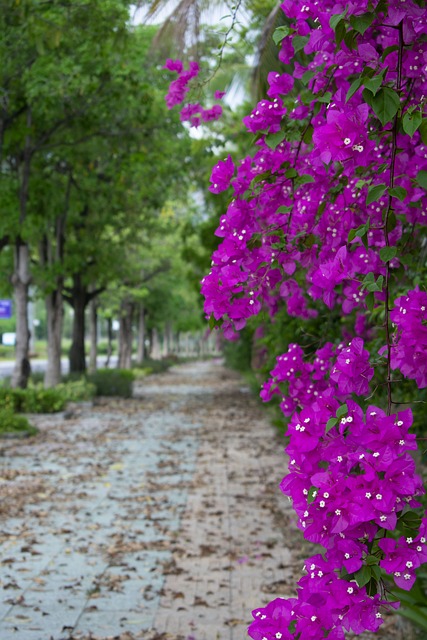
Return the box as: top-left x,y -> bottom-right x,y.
209,155 -> 235,194
312,103 -> 370,165
389,288 -> 427,388
330,338 -> 374,395
164,1 -> 427,637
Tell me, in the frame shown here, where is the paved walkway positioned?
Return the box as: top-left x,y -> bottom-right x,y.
0,360 -> 408,640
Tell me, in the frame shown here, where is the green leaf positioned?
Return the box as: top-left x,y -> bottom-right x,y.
318,92 -> 332,104
368,87 -> 401,126
356,225 -> 369,238
343,29 -> 358,50
326,417 -> 338,433
307,486 -> 318,504
370,565 -> 382,580
346,77 -> 362,102
296,174 -> 315,186
375,0 -> 388,16
367,275 -> 384,292
355,565 -> 372,587
335,20 -> 346,46
365,291 -> 375,312
330,11 -> 347,30
276,205 -> 293,214
303,125 -> 313,144
301,70 -> 316,85
292,35 -> 309,53
416,170 -> 427,190
419,119 -> 427,145
265,130 -> 286,149
336,404 -> 348,419
366,183 -> 387,204
381,44 -> 399,62
285,167 -> 298,179
273,26 -> 292,46
350,12 -> 374,34
403,110 -> 422,137
386,211 -> 397,233
288,620 -> 297,634
380,246 -> 397,262
399,510 -> 422,529
363,74 -> 384,96
388,186 -> 407,201
208,314 -> 222,330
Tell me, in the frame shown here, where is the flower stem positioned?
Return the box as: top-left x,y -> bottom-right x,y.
384,21 -> 404,416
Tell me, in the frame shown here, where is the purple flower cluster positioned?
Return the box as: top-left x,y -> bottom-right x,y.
164,1 -> 427,637
180,102 -> 223,127
283,401 -> 423,550
249,559 -> 399,639
163,59 -> 223,126
163,59 -> 200,109
330,338 -> 374,396
389,288 -> 427,388
261,338 -> 373,415
199,0 -> 427,333
257,341 -> 426,636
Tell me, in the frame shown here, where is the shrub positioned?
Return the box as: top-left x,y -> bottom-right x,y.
0,345 -> 14,358
135,358 -> 175,375
56,379 -> 96,403
0,379 -> 95,415
131,367 -> 152,379
87,368 -> 135,398
0,409 -> 38,437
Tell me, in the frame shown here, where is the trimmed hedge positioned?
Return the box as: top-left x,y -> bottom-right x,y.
0,379 -> 96,414
0,409 -> 38,437
87,368 -> 135,398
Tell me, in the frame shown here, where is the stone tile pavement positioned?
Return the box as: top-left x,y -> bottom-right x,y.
0,360 -> 406,640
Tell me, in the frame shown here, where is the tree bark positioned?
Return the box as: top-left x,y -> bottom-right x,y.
11,109 -> 32,389
118,298 -> 134,369
68,274 -> 87,374
65,275 -> 104,374
44,288 -> 63,387
151,328 -> 161,360
136,303 -> 145,365
43,179 -> 69,388
165,321 -> 173,356
105,317 -> 113,367
11,241 -> 31,388
88,295 -> 97,373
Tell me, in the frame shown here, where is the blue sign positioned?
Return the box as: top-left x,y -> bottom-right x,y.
0,300 -> 12,319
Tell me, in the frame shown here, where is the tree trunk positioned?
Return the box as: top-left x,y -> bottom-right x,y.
151,328 -> 161,360
68,275 -> 87,374
165,321 -> 173,356
136,304 -> 145,365
43,200 -> 68,388
11,241 -> 31,388
11,109 -> 32,389
105,317 -> 113,367
88,295 -> 97,373
44,289 -> 63,387
118,298 -> 134,369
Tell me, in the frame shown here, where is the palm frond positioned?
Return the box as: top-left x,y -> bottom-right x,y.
151,0 -> 201,58
252,2 -> 287,101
